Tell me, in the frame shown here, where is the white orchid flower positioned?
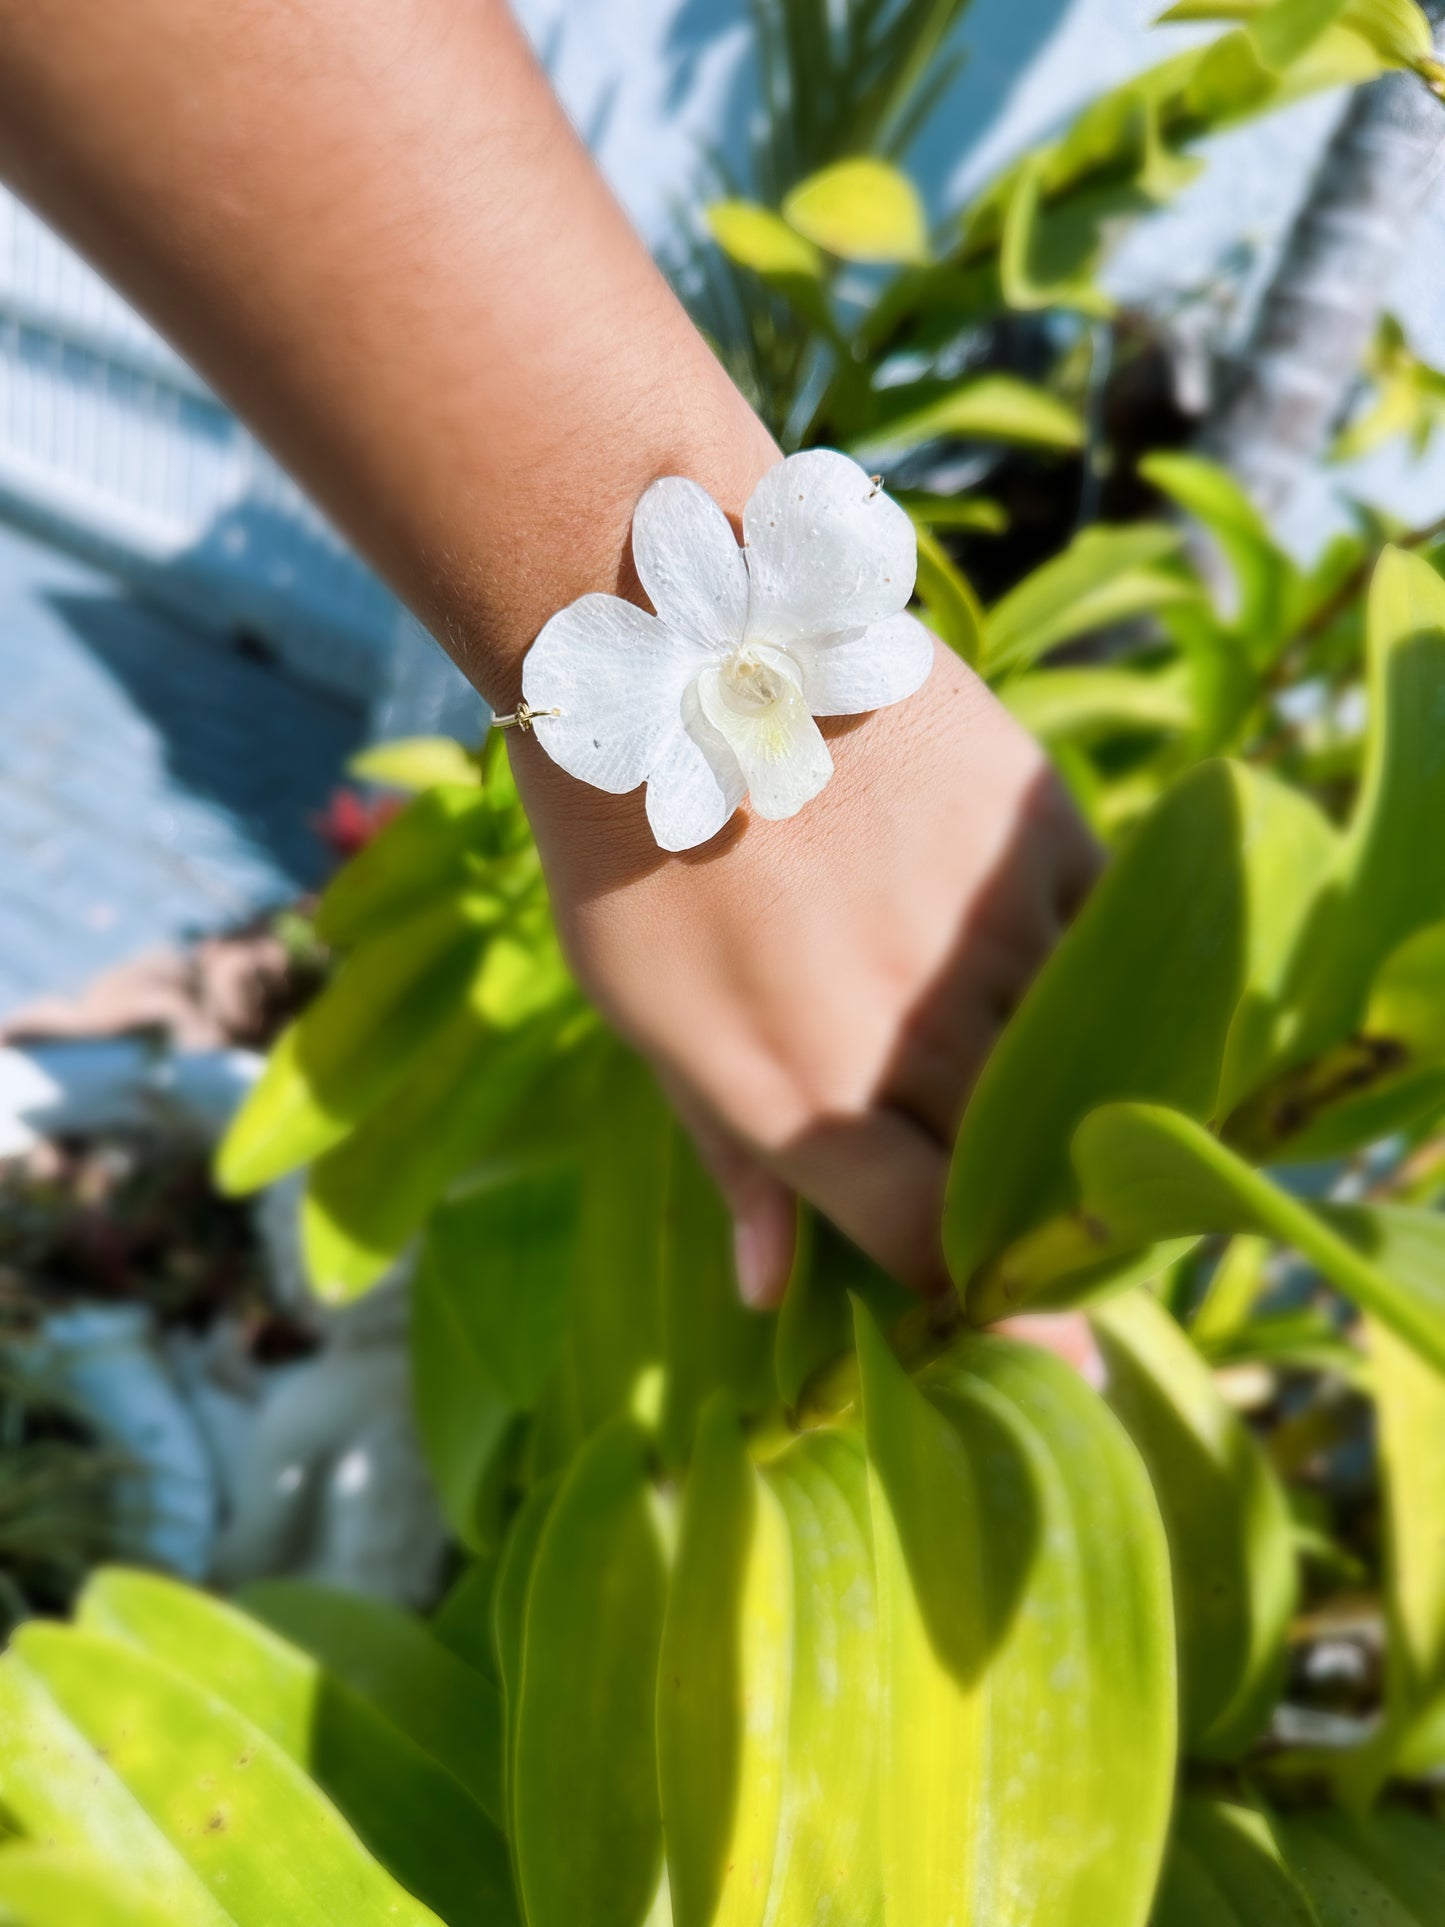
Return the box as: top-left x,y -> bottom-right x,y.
520,448 -> 934,851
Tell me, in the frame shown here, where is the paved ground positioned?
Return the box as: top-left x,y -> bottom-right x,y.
0,521 -> 363,1014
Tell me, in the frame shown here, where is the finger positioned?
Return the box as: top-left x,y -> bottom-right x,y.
773,1104 -> 951,1297
883,985 -> 1002,1147
662,1076 -> 799,1308
884,911 -> 1056,1147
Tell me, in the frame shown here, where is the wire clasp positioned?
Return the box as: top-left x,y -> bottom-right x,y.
490,701 -> 560,733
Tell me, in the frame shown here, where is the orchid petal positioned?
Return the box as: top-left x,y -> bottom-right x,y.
633,476 -> 748,651
696,645 -> 834,821
645,687 -> 746,851
743,449 -> 916,646
789,611 -> 937,716
523,594 -> 704,794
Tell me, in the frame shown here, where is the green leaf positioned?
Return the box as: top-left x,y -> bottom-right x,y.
1369,920 -> 1445,1062
856,1304 -> 1176,1926
314,785 -> 491,949
512,1420 -> 668,1927
1152,1798 -> 1321,1924
997,150 -> 1116,315
299,916 -> 582,1301
1172,0 -> 1441,72
1072,1102 -> 1445,1370
534,1051 -> 671,1452
76,1568 -> 513,1926
0,1617 -> 446,1926
774,1211 -> 912,1411
1215,771 -> 1341,1117
658,1130 -> 774,1469
1261,921 -> 1445,1157
703,201 -> 841,346
782,157 -> 930,265
426,1165 -> 579,1409
1190,1233 -> 1274,1346
946,760 -> 1255,1292
895,490 -> 1008,532
300,981 -> 573,1301
215,896 -> 486,1194
1367,1320 -> 1445,1779
656,1398 -> 794,1927
913,525 -> 985,666
430,1552 -> 501,1680
0,1852 -> 185,1927
1091,1290 -> 1296,1757
235,1579 -> 504,1824
999,663 -> 1197,745
982,523 -> 1195,676
347,736 -> 481,792
493,1474 -> 560,1848
851,374 -> 1083,459
1141,452 -> 1298,652
706,200 -> 824,280
1281,550 -> 1445,1067
1281,1809 -> 1445,1924
411,1165 -> 579,1548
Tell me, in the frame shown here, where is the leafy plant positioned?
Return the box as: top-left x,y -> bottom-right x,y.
5,2 -> 1445,1923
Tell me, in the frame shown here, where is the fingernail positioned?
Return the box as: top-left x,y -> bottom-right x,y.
734,1220 -> 775,1309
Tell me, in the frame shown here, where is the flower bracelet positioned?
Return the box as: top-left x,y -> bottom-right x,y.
494,448 -> 934,851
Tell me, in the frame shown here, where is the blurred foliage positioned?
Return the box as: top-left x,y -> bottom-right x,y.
7,0 -> 1445,1922
1335,313 -> 1445,463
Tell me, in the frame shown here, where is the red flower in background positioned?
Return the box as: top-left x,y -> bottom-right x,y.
310,787 -> 403,861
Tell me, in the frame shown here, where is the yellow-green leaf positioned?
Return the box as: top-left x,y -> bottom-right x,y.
1072,1101 -> 1445,1370
347,735 -> 480,792
706,200 -> 825,279
657,1399 -> 793,1927
857,1304 -> 1176,1927
0,1852 -> 185,1927
999,663 -> 1197,743
782,158 -> 930,265
1092,1290 -> 1295,1758
982,523 -> 1193,676
0,1619 -> 446,1927
314,785 -> 491,948
1367,1319 -> 1445,1780
76,1568 -> 512,1925
1281,550 -> 1445,1067
913,524 -> 985,666
215,895 -> 486,1194
851,374 -> 1083,459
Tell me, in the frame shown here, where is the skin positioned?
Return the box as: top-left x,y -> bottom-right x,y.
0,0 -> 1099,1308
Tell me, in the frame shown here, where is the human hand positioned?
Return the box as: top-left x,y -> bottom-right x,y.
514,636 -> 1100,1307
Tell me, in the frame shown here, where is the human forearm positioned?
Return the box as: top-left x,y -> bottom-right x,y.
0,0 -> 774,702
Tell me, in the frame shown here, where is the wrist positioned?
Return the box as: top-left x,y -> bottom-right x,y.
459,400 -> 781,713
